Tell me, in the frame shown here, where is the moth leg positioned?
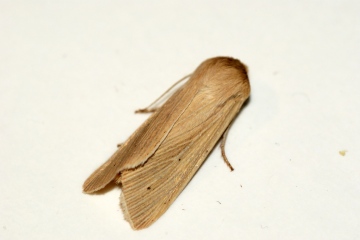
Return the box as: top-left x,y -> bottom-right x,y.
135,108 -> 158,113
220,126 -> 234,171
135,74 -> 191,114
113,144 -> 124,183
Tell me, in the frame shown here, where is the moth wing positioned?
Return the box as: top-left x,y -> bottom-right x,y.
120,91 -> 245,229
83,79 -> 202,193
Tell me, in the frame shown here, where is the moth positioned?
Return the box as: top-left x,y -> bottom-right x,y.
83,56 -> 250,230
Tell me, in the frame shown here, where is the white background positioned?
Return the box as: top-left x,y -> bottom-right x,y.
1,1 -> 359,239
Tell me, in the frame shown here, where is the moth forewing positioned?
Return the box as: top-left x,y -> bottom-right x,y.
120,95 -> 245,229
83,80 -> 200,193
83,57 -> 250,230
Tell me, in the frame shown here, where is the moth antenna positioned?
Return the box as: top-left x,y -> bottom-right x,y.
135,74 -> 191,113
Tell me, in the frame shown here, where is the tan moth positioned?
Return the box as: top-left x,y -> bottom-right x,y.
83,56 -> 250,229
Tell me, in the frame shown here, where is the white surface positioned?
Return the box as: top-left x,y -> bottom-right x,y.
1,1 -> 359,239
